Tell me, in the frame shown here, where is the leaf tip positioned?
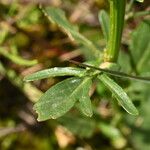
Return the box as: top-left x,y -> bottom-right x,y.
84,109 -> 93,117
127,108 -> 139,116
36,116 -> 45,122
87,113 -> 93,117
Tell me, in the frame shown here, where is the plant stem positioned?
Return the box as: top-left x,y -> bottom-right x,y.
104,0 -> 126,62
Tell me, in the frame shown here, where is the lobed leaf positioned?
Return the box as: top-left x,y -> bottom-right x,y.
34,77 -> 83,121
34,77 -> 94,121
24,67 -> 86,82
98,74 -> 138,115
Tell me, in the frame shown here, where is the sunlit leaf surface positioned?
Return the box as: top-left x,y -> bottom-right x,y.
34,77 -> 85,121
24,67 -> 86,81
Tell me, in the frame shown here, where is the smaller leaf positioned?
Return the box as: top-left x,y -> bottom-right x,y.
78,96 -> 93,117
76,77 -> 93,117
24,67 -> 86,82
98,74 -> 138,115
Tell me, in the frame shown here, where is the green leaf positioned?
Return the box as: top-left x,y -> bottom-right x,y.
42,7 -> 100,59
98,10 -> 110,42
24,67 -> 86,82
58,114 -> 96,138
130,20 -> 150,73
78,97 -> 93,117
137,43 -> 150,74
98,74 -> 138,115
76,77 -> 93,117
34,77 -> 94,121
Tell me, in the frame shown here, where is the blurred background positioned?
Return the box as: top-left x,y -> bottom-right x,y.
0,0 -> 150,150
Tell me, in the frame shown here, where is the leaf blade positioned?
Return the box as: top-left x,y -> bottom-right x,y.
77,77 -> 93,117
34,77 -> 84,121
130,20 -> 150,71
98,74 -> 138,115
24,67 -> 86,82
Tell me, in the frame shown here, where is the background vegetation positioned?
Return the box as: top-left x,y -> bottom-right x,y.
0,0 -> 150,150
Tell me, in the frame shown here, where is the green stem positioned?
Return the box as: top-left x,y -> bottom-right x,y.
104,0 -> 126,62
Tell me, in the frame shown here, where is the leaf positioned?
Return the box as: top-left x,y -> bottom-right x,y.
98,10 -> 110,42
130,20 -> 150,73
76,77 -> 93,117
78,97 -> 93,117
34,77 -> 82,121
98,74 -> 138,115
34,77 -> 94,121
24,67 -> 86,82
137,42 -> 150,74
42,7 -> 100,59
58,114 -> 96,138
